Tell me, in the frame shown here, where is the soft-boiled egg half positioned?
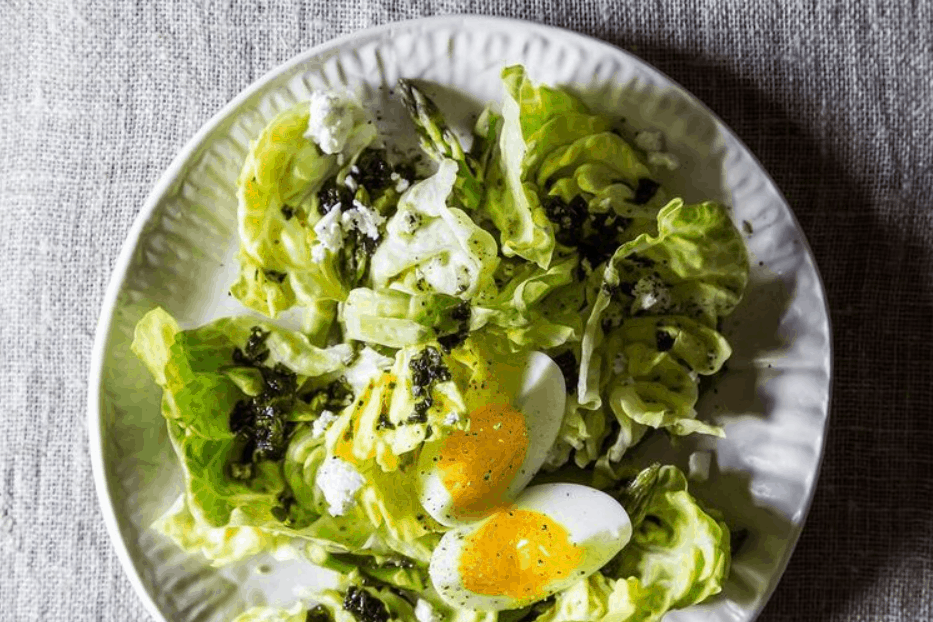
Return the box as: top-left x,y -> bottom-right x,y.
429,483 -> 632,611
416,350 -> 566,526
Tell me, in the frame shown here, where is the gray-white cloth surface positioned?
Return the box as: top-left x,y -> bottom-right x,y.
1,1 -> 931,621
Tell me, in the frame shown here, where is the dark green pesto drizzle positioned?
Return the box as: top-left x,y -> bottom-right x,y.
343,586 -> 389,622
305,605 -> 333,622
437,300 -> 472,352
228,328 -> 299,477
407,346 -> 451,423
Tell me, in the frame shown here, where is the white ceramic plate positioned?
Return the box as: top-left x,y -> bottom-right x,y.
89,15 -> 832,622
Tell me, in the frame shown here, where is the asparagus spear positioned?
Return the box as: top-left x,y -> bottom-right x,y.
397,78 -> 486,210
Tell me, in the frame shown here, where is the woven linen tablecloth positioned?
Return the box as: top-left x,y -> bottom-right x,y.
1,1 -> 931,621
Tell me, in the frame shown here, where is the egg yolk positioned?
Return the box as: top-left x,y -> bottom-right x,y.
437,403 -> 528,519
458,509 -> 583,601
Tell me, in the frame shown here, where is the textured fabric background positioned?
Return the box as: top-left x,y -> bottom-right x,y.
1,1 -> 931,621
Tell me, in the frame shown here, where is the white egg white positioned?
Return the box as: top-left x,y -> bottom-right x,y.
429,483 -> 632,611
417,350 -> 566,526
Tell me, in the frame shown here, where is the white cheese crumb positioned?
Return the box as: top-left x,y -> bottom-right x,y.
344,174 -> 358,192
312,410 -> 338,438
648,151 -> 680,170
415,599 -> 441,622
315,458 -> 364,516
688,450 -> 712,482
634,129 -> 679,171
305,92 -> 356,154
328,343 -> 356,365
390,171 -> 411,193
444,412 -> 461,426
632,275 -> 672,312
342,200 -> 386,240
634,130 -> 664,152
344,346 -> 394,394
312,206 -> 344,260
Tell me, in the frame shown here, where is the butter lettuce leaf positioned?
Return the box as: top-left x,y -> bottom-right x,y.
341,255 -> 583,352
152,495 -> 288,567
371,159 -> 499,301
341,287 -> 476,349
483,65 -> 670,271
132,308 -> 349,528
601,315 -> 731,441
231,602 -> 308,622
607,465 -> 731,614
578,198 -> 748,414
231,572 -> 419,622
231,104 -> 347,316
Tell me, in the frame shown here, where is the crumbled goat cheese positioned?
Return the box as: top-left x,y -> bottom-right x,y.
344,174 -> 358,192
634,129 -> 679,170
315,458 -> 364,516
305,92 -> 356,155
648,151 -> 680,170
444,412 -> 461,426
329,343 -> 355,364
313,205 -> 345,260
688,450 -> 712,482
415,599 -> 441,622
634,130 -> 664,152
344,346 -> 394,394
390,171 -> 411,193
342,200 -> 385,240
312,410 -> 339,438
632,275 -> 672,312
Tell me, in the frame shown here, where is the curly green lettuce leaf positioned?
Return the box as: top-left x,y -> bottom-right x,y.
131,308 -> 350,527
232,104 -> 345,316
231,602 -> 308,622
165,421 -> 287,528
152,494 -> 289,567
607,465 -> 731,613
480,252 -> 584,350
231,100 -> 381,317
371,159 -> 499,300
481,66 -> 571,267
483,65 -> 671,271
552,397 -> 611,470
578,198 -> 748,412
341,287 -> 480,349
341,254 -> 583,352
530,466 -> 729,622
600,315 -> 731,441
283,424 -> 441,563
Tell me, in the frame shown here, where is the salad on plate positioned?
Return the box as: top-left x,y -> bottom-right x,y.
132,65 -> 748,622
